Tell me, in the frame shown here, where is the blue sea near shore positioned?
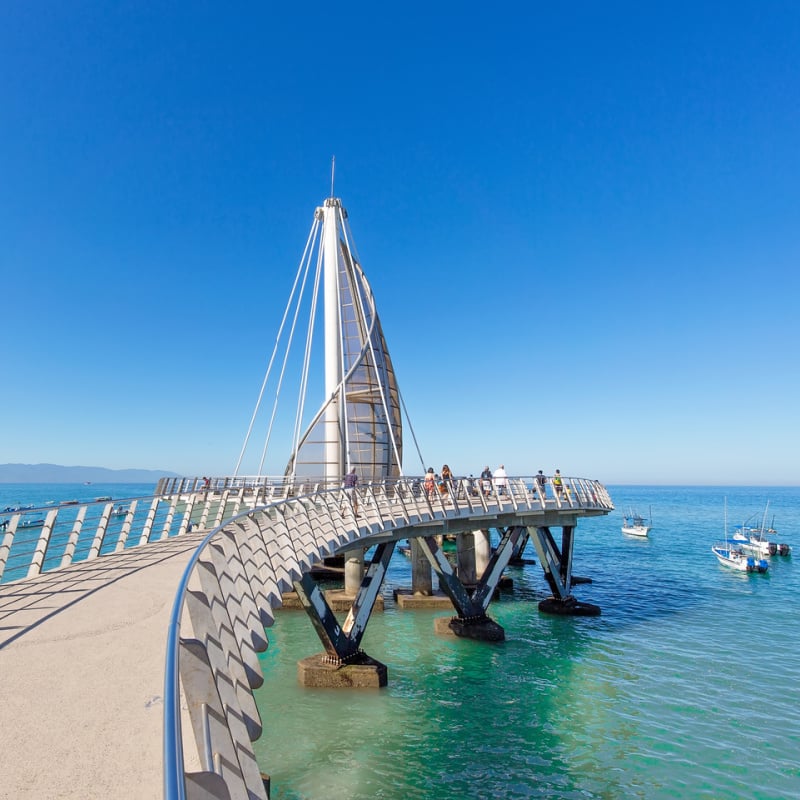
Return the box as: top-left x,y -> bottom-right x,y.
253,485 -> 800,800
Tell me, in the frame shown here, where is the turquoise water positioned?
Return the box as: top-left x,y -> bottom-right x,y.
3,482 -> 797,797
254,486 -> 800,800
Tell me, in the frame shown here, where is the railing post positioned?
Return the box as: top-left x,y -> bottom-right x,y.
61,506 -> 88,567
26,508 -> 59,578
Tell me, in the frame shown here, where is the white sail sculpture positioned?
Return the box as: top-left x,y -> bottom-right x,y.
235,194 -> 406,486
288,197 -> 403,483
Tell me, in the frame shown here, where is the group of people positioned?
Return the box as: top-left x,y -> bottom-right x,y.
422,465 -> 565,500
535,468 -> 564,498
341,465 -> 566,511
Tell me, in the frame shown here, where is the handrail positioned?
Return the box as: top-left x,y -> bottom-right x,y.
160,475 -> 613,799
0,475 -> 613,586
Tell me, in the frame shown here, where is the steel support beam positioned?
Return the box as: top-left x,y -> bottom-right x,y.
294,541 -> 396,663
417,535 -> 480,618
470,525 -> 526,610
529,525 -> 572,599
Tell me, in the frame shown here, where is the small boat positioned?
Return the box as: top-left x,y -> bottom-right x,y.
712,499 -> 768,573
622,507 -> 651,537
112,505 -> 130,517
731,527 -> 776,558
731,502 -> 791,557
712,542 -> 769,573
1,516 -> 46,529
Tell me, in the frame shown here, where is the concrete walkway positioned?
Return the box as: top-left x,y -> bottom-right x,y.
0,534 -> 206,800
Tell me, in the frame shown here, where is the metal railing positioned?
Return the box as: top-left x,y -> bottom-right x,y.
0,474 -> 611,587
0,491 -> 242,585
161,475 -> 613,799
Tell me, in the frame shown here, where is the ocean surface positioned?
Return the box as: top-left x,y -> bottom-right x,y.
3,483 -> 798,798
0,482 -> 158,511
251,485 -> 800,800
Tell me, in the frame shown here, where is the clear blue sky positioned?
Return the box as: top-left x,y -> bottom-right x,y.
2,3 -> 798,485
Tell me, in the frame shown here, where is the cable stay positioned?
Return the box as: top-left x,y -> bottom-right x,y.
233,195 -> 424,485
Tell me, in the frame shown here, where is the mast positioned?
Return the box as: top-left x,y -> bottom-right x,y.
322,196 -> 342,482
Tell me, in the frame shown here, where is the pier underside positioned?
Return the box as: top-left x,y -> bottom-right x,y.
294,519 -> 600,686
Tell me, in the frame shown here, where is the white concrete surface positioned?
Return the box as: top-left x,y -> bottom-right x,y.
0,534 -> 206,800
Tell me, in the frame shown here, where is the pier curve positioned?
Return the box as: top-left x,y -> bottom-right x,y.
0,475 -> 612,799
162,474 -> 612,799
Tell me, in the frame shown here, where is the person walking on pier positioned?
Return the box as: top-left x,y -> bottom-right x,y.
343,467 -> 359,516
494,464 -> 508,495
441,464 -> 454,499
553,469 -> 564,500
424,467 -> 436,499
480,465 -> 493,496
535,469 -> 547,498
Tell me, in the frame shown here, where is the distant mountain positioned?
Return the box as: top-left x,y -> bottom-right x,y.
0,463 -> 181,483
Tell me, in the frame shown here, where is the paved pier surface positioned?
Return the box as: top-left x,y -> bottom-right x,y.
0,534 -> 206,800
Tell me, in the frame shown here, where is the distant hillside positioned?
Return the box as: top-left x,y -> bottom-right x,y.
0,463 -> 180,483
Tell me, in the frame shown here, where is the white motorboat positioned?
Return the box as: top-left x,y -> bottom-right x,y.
622,508 -> 651,537
712,500 -> 769,573
711,542 -> 768,572
731,502 -> 791,557
731,527 -> 776,557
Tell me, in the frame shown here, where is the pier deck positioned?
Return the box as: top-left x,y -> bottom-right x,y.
0,533 -> 205,800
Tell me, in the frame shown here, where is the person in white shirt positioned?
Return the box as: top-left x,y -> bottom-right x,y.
494,464 -> 508,495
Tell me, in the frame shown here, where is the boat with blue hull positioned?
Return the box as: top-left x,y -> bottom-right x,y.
712,500 -> 768,573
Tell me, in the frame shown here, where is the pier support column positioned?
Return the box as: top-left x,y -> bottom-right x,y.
395,537 -> 453,610
418,535 -> 506,642
410,538 -> 433,595
474,529 -> 492,576
343,547 -> 364,597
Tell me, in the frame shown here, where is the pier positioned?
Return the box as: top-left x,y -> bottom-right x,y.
2,192 -> 615,798
0,475 -> 612,799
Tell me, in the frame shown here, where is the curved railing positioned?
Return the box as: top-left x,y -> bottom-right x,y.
161,475 -> 613,799
0,475 -> 612,586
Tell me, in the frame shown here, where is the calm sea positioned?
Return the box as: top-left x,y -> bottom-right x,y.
0,482 -> 157,511
252,485 -> 800,800
3,483 -> 797,798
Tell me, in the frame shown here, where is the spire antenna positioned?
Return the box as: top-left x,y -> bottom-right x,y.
330,156 -> 336,198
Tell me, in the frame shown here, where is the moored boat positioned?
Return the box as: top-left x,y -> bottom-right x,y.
622,507 -> 651,537
712,499 -> 769,573
731,502 -> 791,557
712,542 -> 769,573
